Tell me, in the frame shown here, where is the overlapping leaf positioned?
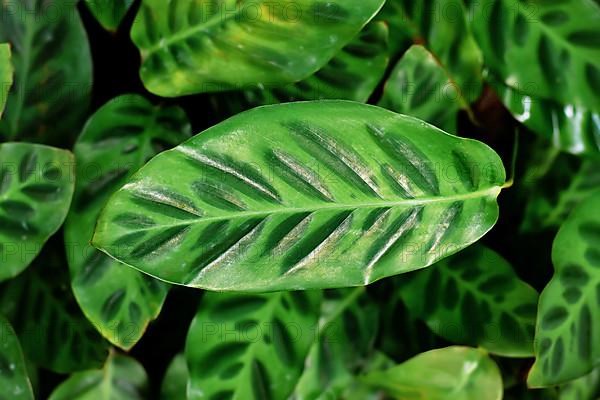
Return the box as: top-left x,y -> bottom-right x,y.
0,43 -> 13,118
130,0 -> 385,96
0,315 -> 33,400
469,0 -> 600,112
0,143 -> 74,282
65,95 -> 190,350
397,245 -> 538,357
529,190 -> 600,386
92,101 -> 506,291
185,290 -> 321,399
84,0 -> 134,31
379,45 -> 468,134
48,353 -> 148,400
291,288 -> 379,399
362,346 -> 503,400
0,0 -> 92,143
0,259 -> 109,373
160,354 -> 187,400
558,367 -> 600,400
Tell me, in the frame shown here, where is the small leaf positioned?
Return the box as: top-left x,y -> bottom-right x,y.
0,143 -> 74,282
0,43 -> 14,119
0,315 -> 34,400
130,0 -> 386,96
92,101 -> 506,292
185,290 -> 321,399
362,346 -> 503,400
529,190 -> 600,386
398,245 -> 539,357
160,354 -> 188,400
84,0 -> 135,31
65,95 -> 191,350
48,353 -> 148,400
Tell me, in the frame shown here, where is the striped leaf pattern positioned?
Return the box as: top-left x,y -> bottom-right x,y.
0,315 -> 33,400
185,290 -> 321,400
529,191 -> 600,386
92,101 -> 506,291
397,245 -> 538,357
65,95 -> 191,350
379,45 -> 468,134
49,353 -> 148,400
0,260 -> 109,373
0,43 -> 13,119
469,0 -> 600,112
0,0 -> 92,143
130,0 -> 385,97
84,0 -> 135,31
0,143 -> 74,282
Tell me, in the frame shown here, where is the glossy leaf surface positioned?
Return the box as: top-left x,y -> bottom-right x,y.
185,290 -> 321,399
48,353 -> 148,400
0,143 -> 74,282
529,190 -> 600,386
362,346 -> 503,400
93,101 -> 505,291
0,43 -> 13,118
379,45 -> 468,134
0,315 -> 34,400
130,0 -> 385,96
0,260 -> 109,373
398,245 -> 538,357
65,95 -> 190,350
84,0 -> 134,31
160,354 -> 187,400
0,0 -> 92,143
470,0 -> 600,112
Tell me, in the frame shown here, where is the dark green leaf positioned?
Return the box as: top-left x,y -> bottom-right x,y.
0,314 -> 33,400
84,0 -> 134,31
160,354 -> 187,400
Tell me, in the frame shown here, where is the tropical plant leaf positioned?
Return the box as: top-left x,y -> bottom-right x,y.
469,0 -> 600,112
378,45 -> 468,134
397,245 -> 538,357
558,366 -> 600,400
0,43 -> 13,119
185,290 -> 321,399
0,314 -> 34,400
377,0 -> 483,101
528,190 -> 600,386
362,346 -> 503,400
84,0 -> 135,31
64,95 -> 191,350
0,257 -> 109,373
491,79 -> 600,156
160,354 -> 188,400
0,143 -> 75,282
0,0 -> 92,143
48,352 -> 148,400
291,288 -> 379,399
130,0 -> 385,96
92,101 -> 506,291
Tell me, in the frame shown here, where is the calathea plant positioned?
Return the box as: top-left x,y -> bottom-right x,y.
0,0 -> 599,399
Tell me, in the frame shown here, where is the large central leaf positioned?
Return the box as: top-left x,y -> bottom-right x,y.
130,0 -> 385,96
92,101 -> 506,292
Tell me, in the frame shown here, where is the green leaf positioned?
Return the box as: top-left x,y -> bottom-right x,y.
379,0 -> 483,101
529,190 -> 600,386
84,0 -> 135,31
0,143 -> 74,282
130,0 -> 385,96
558,366 -> 600,400
64,95 -> 191,350
0,0 -> 92,143
160,354 -> 188,400
92,101 -> 506,292
491,78 -> 600,156
48,352 -> 148,400
185,290 -> 321,399
362,346 -> 503,400
291,288 -> 379,399
0,314 -> 34,400
0,258 -> 109,373
469,0 -> 600,112
378,45 -> 468,134
0,43 -> 13,119
397,245 -> 538,357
